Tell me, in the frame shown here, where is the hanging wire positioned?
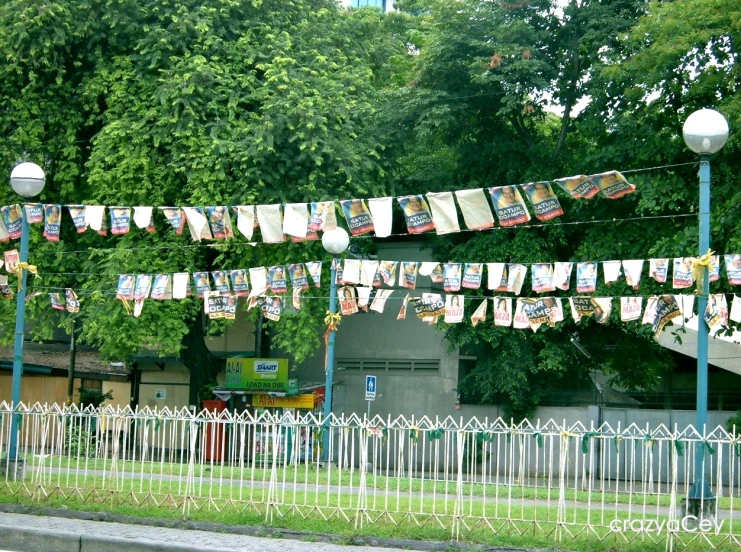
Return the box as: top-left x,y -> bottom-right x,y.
21,284 -> 735,302
31,243 -> 738,280
22,211 -> 699,258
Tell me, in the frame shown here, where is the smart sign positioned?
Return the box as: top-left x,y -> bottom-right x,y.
225,358 -> 289,391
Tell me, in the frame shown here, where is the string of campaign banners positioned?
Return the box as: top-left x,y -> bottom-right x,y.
4,252 -> 741,305
0,171 -> 636,244
26,281 -> 741,342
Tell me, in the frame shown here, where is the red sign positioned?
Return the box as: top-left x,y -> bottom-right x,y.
312,386 -> 326,406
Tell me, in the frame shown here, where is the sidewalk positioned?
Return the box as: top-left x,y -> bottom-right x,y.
0,508 -> 523,552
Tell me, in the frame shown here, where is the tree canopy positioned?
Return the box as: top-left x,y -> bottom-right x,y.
0,0 -> 407,402
1,0 -> 739,417
383,0 -> 741,417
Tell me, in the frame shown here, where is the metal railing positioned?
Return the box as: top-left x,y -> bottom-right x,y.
1,401 -> 740,549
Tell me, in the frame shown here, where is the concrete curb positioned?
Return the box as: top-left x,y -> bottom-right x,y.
0,504 -> 549,552
3,525 -> 81,552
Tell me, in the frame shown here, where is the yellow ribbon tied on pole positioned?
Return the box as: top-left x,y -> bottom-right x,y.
322,311 -> 342,373
691,249 -> 715,295
324,311 -> 342,332
13,262 -> 40,291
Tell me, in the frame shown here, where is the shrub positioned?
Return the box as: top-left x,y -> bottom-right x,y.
65,424 -> 97,458
726,410 -> 741,435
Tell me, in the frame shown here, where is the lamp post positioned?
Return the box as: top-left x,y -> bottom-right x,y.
320,227 -> 349,463
4,162 -> 46,477
682,109 -> 729,517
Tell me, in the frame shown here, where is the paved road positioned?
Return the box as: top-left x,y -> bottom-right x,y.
0,511 -> 462,552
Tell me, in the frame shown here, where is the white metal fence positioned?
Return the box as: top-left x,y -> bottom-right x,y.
1,402 -> 740,549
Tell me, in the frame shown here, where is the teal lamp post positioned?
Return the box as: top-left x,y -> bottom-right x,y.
682,108 -> 729,517
4,162 -> 46,479
320,227 -> 349,462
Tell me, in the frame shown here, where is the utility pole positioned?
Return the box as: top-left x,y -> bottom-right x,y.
67,318 -> 77,405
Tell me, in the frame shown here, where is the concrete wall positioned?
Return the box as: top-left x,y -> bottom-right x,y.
102,381 -> 132,409
205,315 -> 256,356
293,242 -> 465,420
138,362 -> 192,411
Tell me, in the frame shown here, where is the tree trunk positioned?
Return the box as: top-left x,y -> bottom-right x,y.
181,313 -> 222,407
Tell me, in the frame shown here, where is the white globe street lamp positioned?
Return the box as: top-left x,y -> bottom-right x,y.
320,226 -> 350,463
681,108 -> 729,518
5,161 -> 46,478
321,227 -> 350,255
10,162 -> 46,197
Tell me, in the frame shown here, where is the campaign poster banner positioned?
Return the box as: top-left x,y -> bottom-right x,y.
25,204 -> 44,224
288,264 -> 309,291
709,255 -> 720,283
206,206 -> 234,239
193,271 -> 211,298
443,263 -> 462,292
672,257 -> 694,289
339,286 -> 358,316
1,205 -> 22,239
151,274 -> 172,300
65,288 -> 80,313
521,297 -> 560,330
116,274 -> 135,301
532,263 -> 555,293
160,207 -> 185,235
652,295 -> 682,337
725,254 -> 741,285
339,199 -> 374,236
521,181 -> 564,221
489,186 -> 531,226
444,294 -> 464,324
410,293 -> 445,319
620,297 -> 643,322
576,262 -> 598,293
462,263 -> 483,289
110,207 -> 131,235
591,170 -> 636,199
378,261 -> 397,286
553,262 -> 573,291
43,204 -> 62,242
230,269 -> 250,296
704,294 -> 728,329
212,270 -> 231,293
68,205 -> 88,233
262,296 -> 283,321
134,274 -> 152,300
268,265 -> 288,294
554,175 -> 600,200
398,195 -> 435,234
308,201 -> 337,232
649,258 -> 669,283
494,297 -> 512,327
401,262 -> 418,290
306,261 -> 322,288
513,299 -> 530,329
50,293 -> 65,311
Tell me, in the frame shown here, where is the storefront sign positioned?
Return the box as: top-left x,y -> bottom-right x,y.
225,357 -> 289,391
251,394 -> 315,410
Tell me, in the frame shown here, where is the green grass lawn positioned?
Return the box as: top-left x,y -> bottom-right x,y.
2,472 -> 739,552
26,454 -> 738,510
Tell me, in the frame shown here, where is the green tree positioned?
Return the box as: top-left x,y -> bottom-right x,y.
0,0 -> 405,403
385,0 -> 728,419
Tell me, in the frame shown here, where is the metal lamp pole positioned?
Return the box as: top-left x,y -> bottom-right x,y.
320,228 -> 349,463
682,109 -> 729,514
5,162 -> 46,473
